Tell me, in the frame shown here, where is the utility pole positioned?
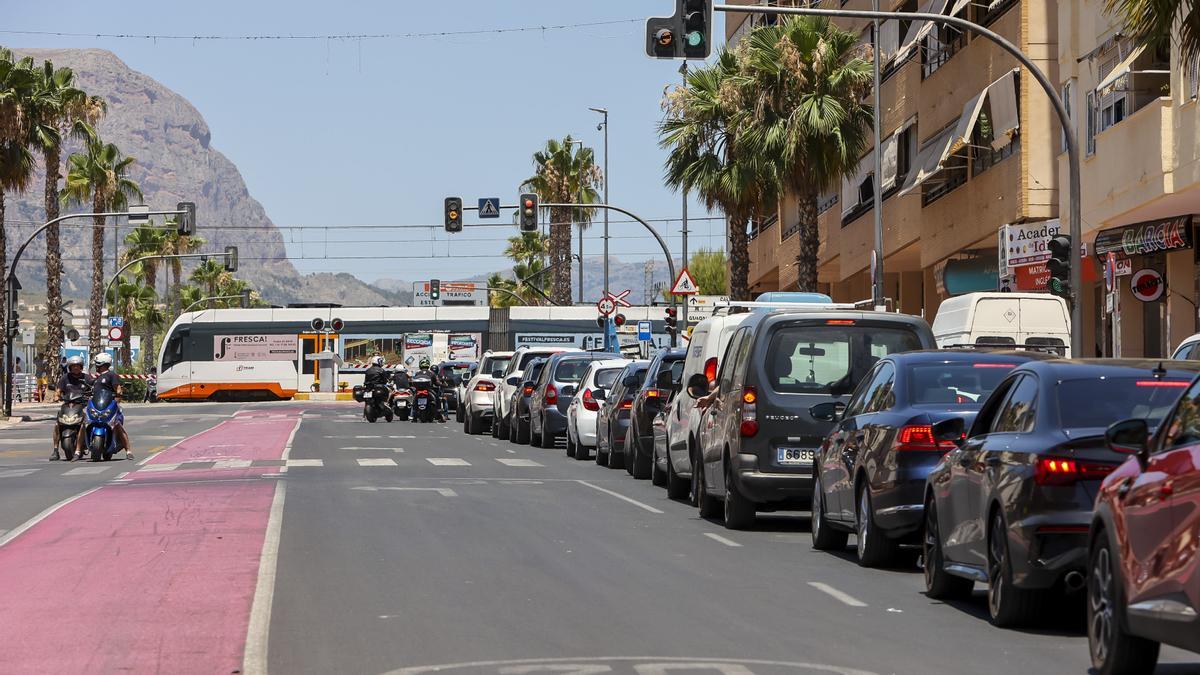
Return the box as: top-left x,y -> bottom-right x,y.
871,0 -> 885,308
680,61 -> 690,327
590,107 -> 610,299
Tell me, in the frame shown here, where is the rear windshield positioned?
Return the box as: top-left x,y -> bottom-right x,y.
517,351 -> 555,371
907,362 -> 1018,405
593,368 -> 623,390
553,359 -> 592,383
482,356 -> 511,375
1058,377 -> 1193,428
767,325 -> 924,395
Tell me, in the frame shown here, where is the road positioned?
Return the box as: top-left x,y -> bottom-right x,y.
0,401 -> 1196,674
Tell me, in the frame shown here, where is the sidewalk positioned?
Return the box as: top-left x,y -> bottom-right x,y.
0,402 -> 59,427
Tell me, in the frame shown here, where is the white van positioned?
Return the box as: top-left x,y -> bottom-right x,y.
932,292 -> 1071,356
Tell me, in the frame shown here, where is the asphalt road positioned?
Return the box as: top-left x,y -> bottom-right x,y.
1,401 -> 1198,675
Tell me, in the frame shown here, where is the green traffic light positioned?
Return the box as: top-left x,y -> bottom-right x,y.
687,31 -> 704,47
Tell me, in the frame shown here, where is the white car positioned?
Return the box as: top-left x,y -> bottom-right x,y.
461,351 -> 513,435
565,359 -> 629,460
493,346 -> 581,440
1173,334 -> 1200,360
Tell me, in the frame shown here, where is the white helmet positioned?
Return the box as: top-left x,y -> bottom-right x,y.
66,355 -> 85,367
93,352 -> 113,367
371,355 -> 385,367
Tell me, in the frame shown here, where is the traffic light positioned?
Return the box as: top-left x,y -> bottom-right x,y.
224,246 -> 238,272
176,202 -> 196,236
330,317 -> 345,332
519,193 -> 538,232
664,306 -> 678,336
444,197 -> 463,233
310,317 -> 325,332
645,0 -> 711,60
596,315 -> 606,329
430,279 -> 441,302
682,0 -> 711,58
1046,235 -> 1071,299
614,313 -> 627,328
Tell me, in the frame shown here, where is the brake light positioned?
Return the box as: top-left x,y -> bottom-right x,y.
894,425 -> 958,452
620,398 -> 634,410
545,383 -> 558,405
741,386 -> 758,437
646,388 -> 664,398
1034,457 -> 1116,485
474,381 -> 496,392
704,357 -> 718,384
582,389 -> 600,411
522,385 -> 534,396
1135,380 -> 1190,387
974,363 -> 1016,369
826,319 -> 856,326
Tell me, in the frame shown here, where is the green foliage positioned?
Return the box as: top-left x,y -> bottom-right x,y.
116,364 -> 147,401
1105,0 -> 1200,71
689,248 -> 728,295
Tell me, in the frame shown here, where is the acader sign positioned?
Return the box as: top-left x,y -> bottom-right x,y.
1094,215 -> 1195,258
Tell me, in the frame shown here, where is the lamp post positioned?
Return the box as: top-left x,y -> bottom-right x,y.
589,107 -> 610,299
570,138 -> 586,304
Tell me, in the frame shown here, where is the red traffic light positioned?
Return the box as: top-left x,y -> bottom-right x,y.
614,313 -> 627,327
665,307 -> 677,318
330,317 -> 345,332
524,199 -> 534,209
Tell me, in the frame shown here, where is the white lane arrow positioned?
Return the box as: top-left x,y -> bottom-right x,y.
350,487 -> 458,497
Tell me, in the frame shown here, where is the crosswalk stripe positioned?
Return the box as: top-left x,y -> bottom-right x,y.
285,459 -> 323,467
356,458 -> 397,467
212,459 -> 253,469
496,458 -> 543,467
427,458 -> 470,466
0,468 -> 40,478
63,466 -> 112,476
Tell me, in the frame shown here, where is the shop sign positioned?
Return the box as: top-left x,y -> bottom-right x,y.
1014,263 -> 1050,292
1000,219 -> 1062,268
1094,215 -> 1194,258
1130,268 -> 1166,302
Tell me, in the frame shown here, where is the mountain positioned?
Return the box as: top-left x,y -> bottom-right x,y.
6,48 -> 400,307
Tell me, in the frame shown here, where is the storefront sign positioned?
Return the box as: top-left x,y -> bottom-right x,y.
1014,263 -> 1050,292
447,334 -> 479,360
1130,268 -> 1165,302
1094,215 -> 1194,258
213,335 -> 299,362
1001,219 -> 1062,267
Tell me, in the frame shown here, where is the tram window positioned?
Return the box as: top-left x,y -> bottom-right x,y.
301,337 -> 318,375
163,328 -> 188,371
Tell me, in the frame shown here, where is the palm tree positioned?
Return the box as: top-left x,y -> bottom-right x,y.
62,128 -> 142,357
0,51 -> 37,322
659,49 -> 781,300
159,225 -> 205,313
486,272 -> 520,308
122,224 -> 169,368
189,258 -> 230,299
524,136 -> 602,305
178,284 -> 205,313
738,17 -> 874,291
27,58 -> 104,368
106,276 -> 156,367
1106,0 -> 1200,68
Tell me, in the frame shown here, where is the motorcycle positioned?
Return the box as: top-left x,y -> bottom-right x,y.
362,383 -> 394,423
56,392 -> 87,461
84,389 -> 123,462
412,377 -> 437,423
391,387 -> 412,421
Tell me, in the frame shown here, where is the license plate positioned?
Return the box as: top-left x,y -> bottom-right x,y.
362,392 -> 373,399
777,448 -> 815,466
396,401 -> 407,408
417,397 -> 428,406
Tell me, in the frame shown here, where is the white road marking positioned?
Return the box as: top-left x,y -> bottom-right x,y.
0,468 -> 40,478
341,446 -> 400,451
576,480 -> 664,514
138,463 -> 181,472
703,532 -> 743,548
212,459 -> 253,469
496,458 -> 542,467
0,486 -> 103,550
63,466 -> 111,476
243,481 -> 286,675
386,656 -> 879,675
357,458 -> 397,467
285,459 -> 323,467
351,486 -> 457,497
807,582 -> 868,607
504,448 -> 516,454
427,458 -> 470,466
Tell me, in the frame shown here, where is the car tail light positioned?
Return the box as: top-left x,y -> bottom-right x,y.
704,357 -> 718,384
1034,457 -> 1116,485
974,363 -> 1017,369
894,425 -> 958,452
1135,380 -> 1190,387
582,389 -> 600,411
740,386 -> 758,437
474,381 -> 496,392
620,398 -> 634,410
545,383 -> 558,405
826,319 -> 856,326
522,385 -> 534,396
646,389 -> 662,398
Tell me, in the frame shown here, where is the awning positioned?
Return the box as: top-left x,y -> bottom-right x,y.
879,20 -> 901,63
893,0 -> 949,63
989,70 -> 1020,150
841,149 -> 875,216
898,124 -> 958,196
1095,44 -> 1146,97
881,118 -> 916,190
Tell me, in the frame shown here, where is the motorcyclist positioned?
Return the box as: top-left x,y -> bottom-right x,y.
90,353 -> 133,460
362,355 -> 390,415
49,355 -> 91,461
392,365 -> 411,391
413,357 -> 446,422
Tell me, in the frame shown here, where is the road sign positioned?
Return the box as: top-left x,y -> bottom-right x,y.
670,268 -> 699,295
596,297 -> 616,316
478,198 -> 500,219
1130,268 -> 1165,302
127,204 -> 150,225
687,294 -> 729,320
605,289 -> 632,308
637,320 -> 652,341
108,316 -> 124,328
107,326 -> 125,342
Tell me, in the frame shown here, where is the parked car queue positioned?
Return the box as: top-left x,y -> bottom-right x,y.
458,298 -> 1199,675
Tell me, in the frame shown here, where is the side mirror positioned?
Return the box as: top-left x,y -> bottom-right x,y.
656,369 -> 674,390
592,388 -> 607,401
506,376 -> 521,386
686,373 -> 710,399
809,401 -> 846,423
1106,418 -> 1149,456
561,385 -> 577,398
931,417 -> 966,444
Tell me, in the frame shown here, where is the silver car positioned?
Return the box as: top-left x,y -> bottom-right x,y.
461,351 -> 513,435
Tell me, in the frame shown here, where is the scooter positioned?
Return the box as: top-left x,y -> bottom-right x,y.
391,387 -> 412,421
84,389 -> 123,462
412,377 -> 437,423
362,383 -> 394,423
56,392 -> 87,461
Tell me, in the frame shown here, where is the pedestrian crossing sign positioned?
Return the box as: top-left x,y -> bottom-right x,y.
478,198 -> 500,219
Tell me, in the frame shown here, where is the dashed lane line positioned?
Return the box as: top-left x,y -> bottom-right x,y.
427,458 -> 471,466
63,466 -> 112,476
496,458 -> 543,467
807,581 -> 868,607
357,458 -> 398,467
703,532 -> 743,547
575,480 -> 665,514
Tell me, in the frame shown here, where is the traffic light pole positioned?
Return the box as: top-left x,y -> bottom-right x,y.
3,208 -> 186,418
713,3 -> 1084,357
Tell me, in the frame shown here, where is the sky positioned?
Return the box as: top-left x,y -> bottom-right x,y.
4,0 -> 728,284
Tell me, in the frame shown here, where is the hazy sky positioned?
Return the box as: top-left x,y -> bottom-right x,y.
5,1 -> 728,283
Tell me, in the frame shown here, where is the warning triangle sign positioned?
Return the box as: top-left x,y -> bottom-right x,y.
670,268 -> 700,295
479,200 -> 500,218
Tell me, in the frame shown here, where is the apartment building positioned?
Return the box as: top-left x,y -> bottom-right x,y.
1058,0 -> 1200,357
726,0 -> 1061,320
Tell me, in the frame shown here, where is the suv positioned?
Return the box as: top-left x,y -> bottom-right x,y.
528,351 -> 622,449
493,346 -> 580,440
689,309 -> 935,529
507,357 -> 549,444
627,347 -> 687,479
462,351 -> 513,435
595,360 -> 651,469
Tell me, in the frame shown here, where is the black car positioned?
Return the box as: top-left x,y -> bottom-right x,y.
528,351 -> 622,449
436,360 -> 475,414
810,350 -> 1046,567
922,359 -> 1200,628
626,348 -> 687,479
595,360 -> 650,469
508,358 -> 548,445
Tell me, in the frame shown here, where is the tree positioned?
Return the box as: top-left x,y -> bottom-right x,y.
487,272 -> 520,308
739,17 -> 873,291
158,225 -> 205,313
659,49 -> 781,300
1106,0 -> 1200,70
122,224 -> 170,368
189,258 -> 230,300
62,127 -> 142,358
523,135 -> 602,305
0,50 -> 37,326
26,58 -> 104,369
178,284 -> 204,313
106,276 -> 156,368
689,248 -> 728,295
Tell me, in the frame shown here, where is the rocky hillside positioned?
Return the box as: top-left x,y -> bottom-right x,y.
7,48 -> 403,307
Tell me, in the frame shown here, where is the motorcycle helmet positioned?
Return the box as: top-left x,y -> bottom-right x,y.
419,357 -> 431,370
66,355 -> 85,368
371,355 -> 385,367
93,352 -> 113,368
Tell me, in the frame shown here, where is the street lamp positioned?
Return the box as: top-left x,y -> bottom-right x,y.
589,107 -> 610,299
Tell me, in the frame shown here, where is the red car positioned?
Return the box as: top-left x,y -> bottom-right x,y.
1089,376 -> 1200,675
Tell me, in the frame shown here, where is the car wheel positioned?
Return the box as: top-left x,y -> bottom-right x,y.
515,416 -> 531,444
608,444 -> 626,470
1088,533 -> 1160,675
631,427 -> 652,480
455,405 -> 463,424
566,430 -> 576,458
465,412 -> 479,435
923,497 -> 973,599
651,453 -> 667,487
596,429 -> 608,465
811,474 -> 849,551
856,485 -> 897,568
723,460 -> 755,530
987,510 -> 1042,627
666,454 -> 689,500
696,458 -> 721,519
530,416 -> 544,448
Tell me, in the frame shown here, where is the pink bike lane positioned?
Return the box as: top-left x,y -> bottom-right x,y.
0,408 -> 304,674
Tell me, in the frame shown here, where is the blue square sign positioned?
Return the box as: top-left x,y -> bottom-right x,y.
637,320 -> 652,341
478,198 -> 501,219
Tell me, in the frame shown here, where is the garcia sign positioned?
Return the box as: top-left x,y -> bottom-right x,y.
1094,215 -> 1194,258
